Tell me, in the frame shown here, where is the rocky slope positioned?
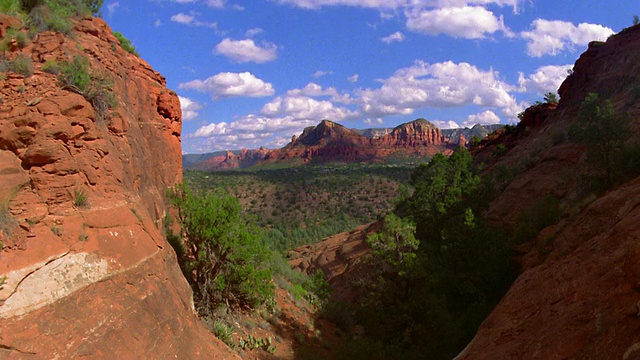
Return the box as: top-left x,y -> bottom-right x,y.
288,222 -> 381,304
0,14 -> 236,359
456,25 -> 640,359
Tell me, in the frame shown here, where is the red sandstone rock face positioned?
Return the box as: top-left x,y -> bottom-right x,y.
289,222 -> 381,303
0,16 -> 236,359
455,24 -> 640,359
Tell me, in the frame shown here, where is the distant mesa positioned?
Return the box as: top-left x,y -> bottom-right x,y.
184,119 -> 504,170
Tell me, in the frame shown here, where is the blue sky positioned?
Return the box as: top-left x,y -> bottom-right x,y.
105,1 -> 635,154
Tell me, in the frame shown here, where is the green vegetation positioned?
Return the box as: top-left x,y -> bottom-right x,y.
493,143 -> 507,157
58,55 -> 115,121
0,27 -> 29,51
0,202 -> 16,237
73,187 -> 88,208
0,0 -> 103,34
41,59 -> 60,74
185,162 -> 413,251
0,0 -> 21,15
570,92 -> 632,189
212,320 -> 235,347
544,91 -> 559,104
366,213 -> 418,276
329,147 -> 517,360
469,134 -> 482,146
168,184 -> 274,310
634,15 -> 639,26
239,335 -> 276,354
0,54 -> 33,77
112,31 -> 138,56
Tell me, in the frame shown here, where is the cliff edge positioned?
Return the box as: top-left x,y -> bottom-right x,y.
0,14 -> 236,359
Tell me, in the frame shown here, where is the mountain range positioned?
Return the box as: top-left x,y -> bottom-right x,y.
184,120 -> 503,170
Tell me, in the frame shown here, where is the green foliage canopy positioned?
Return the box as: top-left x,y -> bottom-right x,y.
113,31 -> 138,56
571,92 -> 630,188
405,147 -> 480,242
344,147 -> 516,360
168,184 -> 274,309
544,92 -> 559,104
366,213 -> 418,276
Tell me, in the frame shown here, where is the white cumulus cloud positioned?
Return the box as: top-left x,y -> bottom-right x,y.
348,74 -> 359,83
286,82 -> 339,97
215,38 -> 277,63
261,95 -> 356,121
193,122 -> 228,137
522,19 -> 614,57
178,96 -> 202,121
356,60 -> 517,118
463,110 -> 501,127
405,6 -> 509,39
518,64 -> 573,95
364,118 -> 384,125
432,120 -> 460,129
179,72 -> 275,99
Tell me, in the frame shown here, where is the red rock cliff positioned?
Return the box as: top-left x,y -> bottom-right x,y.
0,15 -> 236,359
456,24 -> 640,359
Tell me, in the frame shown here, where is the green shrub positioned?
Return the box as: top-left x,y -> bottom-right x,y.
58,55 -> 115,121
112,31 -> 138,56
0,0 -> 22,15
73,187 -> 88,208
493,143 -> 507,157
168,184 -> 274,310
213,320 -> 235,348
25,0 -> 104,35
544,92 -> 559,104
42,59 -> 60,74
28,4 -> 71,34
0,54 -> 34,77
0,28 -> 29,51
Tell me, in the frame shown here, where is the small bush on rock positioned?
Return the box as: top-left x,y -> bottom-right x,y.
113,31 -> 138,56
0,54 -> 34,77
0,0 -> 21,15
58,55 -> 115,121
168,184 -> 274,310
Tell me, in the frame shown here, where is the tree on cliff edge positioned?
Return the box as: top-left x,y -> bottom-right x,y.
571,92 -> 630,188
168,184 -> 274,310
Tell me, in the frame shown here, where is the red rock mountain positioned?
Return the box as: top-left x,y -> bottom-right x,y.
0,15 -> 236,358
192,118 -> 452,170
279,118 -> 448,161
